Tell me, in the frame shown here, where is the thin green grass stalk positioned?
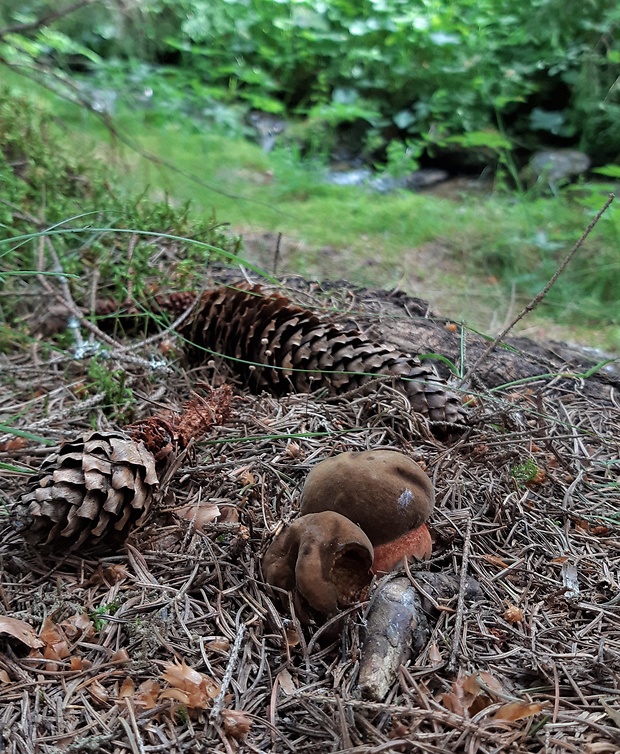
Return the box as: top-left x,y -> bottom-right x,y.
0,461 -> 35,474
1,226 -> 278,284
489,358 -> 619,392
0,270 -> 79,277
0,424 -> 57,445
417,353 -> 460,376
200,429 -> 366,446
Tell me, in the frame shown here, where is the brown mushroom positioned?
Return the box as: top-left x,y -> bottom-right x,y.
299,450 -> 434,574
262,511 -> 374,624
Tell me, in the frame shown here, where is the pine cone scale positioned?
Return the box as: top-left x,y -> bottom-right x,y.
84,469 -> 108,490
102,488 -> 126,515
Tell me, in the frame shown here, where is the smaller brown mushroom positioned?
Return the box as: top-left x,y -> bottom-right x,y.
262,511 -> 374,625
299,450 -> 434,574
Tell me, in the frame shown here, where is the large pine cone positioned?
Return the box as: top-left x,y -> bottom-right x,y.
152,284 -> 465,426
13,431 -> 159,548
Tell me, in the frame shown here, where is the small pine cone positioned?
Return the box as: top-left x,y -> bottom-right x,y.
13,431 -> 159,549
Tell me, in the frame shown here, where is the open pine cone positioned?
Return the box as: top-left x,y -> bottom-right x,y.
107,284 -> 466,427
12,388 -> 233,551
13,431 -> 159,549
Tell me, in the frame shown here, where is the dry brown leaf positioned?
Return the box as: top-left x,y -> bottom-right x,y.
231,464 -> 255,486
70,657 -> 83,671
389,720 -> 410,739
159,688 -> 193,705
89,679 -> 109,705
135,679 -> 160,709
161,660 -> 220,709
40,617 -> 70,660
482,555 -> 510,569
119,677 -> 136,698
527,468 -> 547,485
0,670 -> 10,683
86,563 -> 131,587
441,690 -> 466,717
428,641 -> 443,666
463,394 -> 480,408
0,437 -> 28,452
285,441 -> 301,458
61,612 -> 95,641
575,519 -> 610,536
491,701 -> 546,722
218,505 -> 239,524
176,502 -> 221,531
277,668 -> 296,696
221,709 -> 252,740
463,671 -> 505,698
106,564 -> 130,582
503,605 -> 524,624
239,469 -> 255,487
0,616 -> 44,648
206,638 -> 231,652
285,627 -> 301,647
111,648 -> 130,664
443,671 -> 506,717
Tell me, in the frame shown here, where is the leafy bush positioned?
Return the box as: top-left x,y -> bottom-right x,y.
2,1 -> 619,162
0,86 -> 242,318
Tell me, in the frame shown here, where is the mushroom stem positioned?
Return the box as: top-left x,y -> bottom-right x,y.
371,523 -> 432,574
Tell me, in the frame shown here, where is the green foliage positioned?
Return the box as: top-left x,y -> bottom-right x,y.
90,600 -> 122,631
87,358 -> 135,423
511,457 -> 539,484
4,0 -> 615,162
0,85 -> 243,315
0,85 -> 99,232
1,0 -> 618,163
0,71 -> 618,349
437,173 -> 619,330
381,140 -> 422,179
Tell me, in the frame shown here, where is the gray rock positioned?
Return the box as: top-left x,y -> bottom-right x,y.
406,168 -> 450,190
325,168 -> 373,186
529,150 -> 591,183
247,111 -> 288,152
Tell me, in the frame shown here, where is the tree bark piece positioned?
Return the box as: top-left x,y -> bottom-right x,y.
358,577 -> 429,702
358,572 -> 483,701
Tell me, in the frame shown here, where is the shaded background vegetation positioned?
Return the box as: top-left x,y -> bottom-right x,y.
3,0 -> 620,163
0,0 -> 619,348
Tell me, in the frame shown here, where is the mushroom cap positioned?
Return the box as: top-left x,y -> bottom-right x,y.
262,511 -> 374,624
300,450 -> 434,546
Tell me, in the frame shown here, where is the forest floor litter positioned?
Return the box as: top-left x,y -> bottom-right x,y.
1,274 -> 619,753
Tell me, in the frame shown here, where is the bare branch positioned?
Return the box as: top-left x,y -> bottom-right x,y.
0,0 -> 97,40
460,193 -> 615,387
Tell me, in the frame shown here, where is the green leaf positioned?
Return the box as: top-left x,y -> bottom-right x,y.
593,165 -> 620,178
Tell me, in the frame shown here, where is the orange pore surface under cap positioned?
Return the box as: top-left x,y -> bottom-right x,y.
371,523 -> 432,574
